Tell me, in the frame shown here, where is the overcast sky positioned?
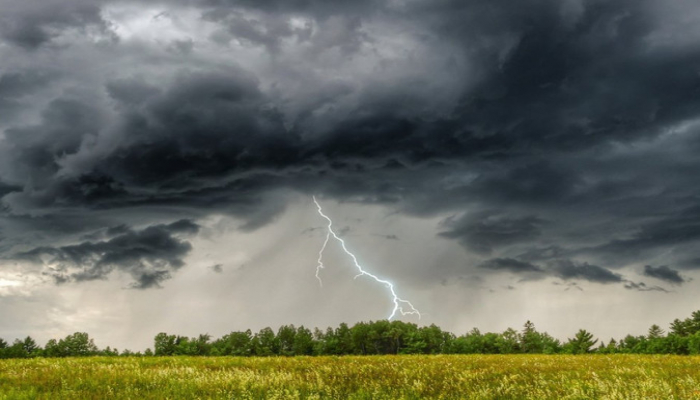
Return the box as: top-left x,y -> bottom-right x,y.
1,0 -> 700,350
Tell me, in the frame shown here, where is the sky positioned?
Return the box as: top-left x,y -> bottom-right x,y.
1,0 -> 700,351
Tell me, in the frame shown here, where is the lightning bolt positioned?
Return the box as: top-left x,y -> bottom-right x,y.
313,196 -> 421,320
315,231 -> 329,287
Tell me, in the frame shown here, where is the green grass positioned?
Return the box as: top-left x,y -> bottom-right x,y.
1,355 -> 700,399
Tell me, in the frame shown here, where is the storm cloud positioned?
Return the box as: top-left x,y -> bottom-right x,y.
477,257 -> 652,290
15,220 -> 199,288
479,258 -> 543,274
643,265 -> 686,285
440,213 -> 545,255
0,0 -> 696,283
0,0 -> 699,349
551,260 -> 623,284
0,0 -> 115,49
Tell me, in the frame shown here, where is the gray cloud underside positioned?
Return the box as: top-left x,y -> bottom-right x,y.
14,219 -> 199,288
479,257 -> 669,292
1,0 -> 700,288
643,265 -> 687,285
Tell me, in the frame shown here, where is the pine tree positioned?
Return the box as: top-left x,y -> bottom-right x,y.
648,324 -> 664,339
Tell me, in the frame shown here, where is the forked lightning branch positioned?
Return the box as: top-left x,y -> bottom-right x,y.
313,196 -> 421,320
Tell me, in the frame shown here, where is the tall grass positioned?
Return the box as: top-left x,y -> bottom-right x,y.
1,355 -> 700,399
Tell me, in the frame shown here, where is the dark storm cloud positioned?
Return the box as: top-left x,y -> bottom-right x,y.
439,212 -> 545,255
0,0 -> 699,290
0,71 -> 50,97
99,69 -> 297,188
2,98 -> 104,189
517,246 -> 568,263
0,70 -> 55,122
0,182 -> 20,198
423,0 -> 700,152
551,259 -> 623,284
680,258 -> 700,270
189,0 -> 700,172
5,0 -> 697,206
479,257 -> 621,284
106,224 -> 130,237
0,1 -> 115,49
15,220 -> 199,288
477,256 -> 668,292
470,162 -> 582,206
200,0 -> 374,56
581,206 -> 700,261
643,265 -> 686,285
105,79 -> 161,106
201,0 -> 379,17
203,10 -> 306,52
623,281 -> 668,293
478,258 -> 543,273
1,69 -> 296,224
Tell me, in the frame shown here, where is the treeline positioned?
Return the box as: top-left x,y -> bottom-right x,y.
3,310 -> 700,358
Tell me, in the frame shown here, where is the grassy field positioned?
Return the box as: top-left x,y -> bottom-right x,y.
1,355 -> 700,399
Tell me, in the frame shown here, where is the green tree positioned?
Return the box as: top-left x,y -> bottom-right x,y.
61,332 -> 98,356
4,340 -> 29,358
420,324 -> 451,354
688,332 -> 700,355
665,335 -> 690,355
312,328 -> 334,355
690,311 -> 700,335
120,349 -> 136,356
566,329 -> 598,354
293,326 -> 314,355
277,325 -> 297,356
618,335 -> 645,353
386,321 -> 406,354
42,334 -> 97,358
154,333 -> 178,356
480,333 -> 501,354
101,346 -> 119,356
336,323 -> 354,355
351,322 -> 371,355
173,336 -> 207,355
193,334 -> 212,356
669,311 -> 700,337
670,318 -> 690,336
21,336 -> 39,357
450,328 -> 484,354
213,330 -> 252,356
44,339 -> 63,357
539,332 -> 562,354
520,321 -> 541,353
403,329 -> 427,354
648,324 -> 665,339
367,320 -> 394,354
496,328 -> 521,354
645,325 -> 668,354
253,327 -> 278,356
601,338 -> 618,354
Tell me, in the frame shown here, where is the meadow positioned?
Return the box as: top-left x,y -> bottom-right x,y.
1,354 -> 700,399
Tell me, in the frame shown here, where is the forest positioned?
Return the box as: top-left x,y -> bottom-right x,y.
2,310 -> 700,358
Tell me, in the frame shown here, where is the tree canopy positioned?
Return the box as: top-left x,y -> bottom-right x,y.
4,310 -> 700,358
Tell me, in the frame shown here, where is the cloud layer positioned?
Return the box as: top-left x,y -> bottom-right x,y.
16,220 -> 199,288
1,0 -> 699,296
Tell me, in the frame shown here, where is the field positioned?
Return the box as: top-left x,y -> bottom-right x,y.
1,355 -> 700,399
